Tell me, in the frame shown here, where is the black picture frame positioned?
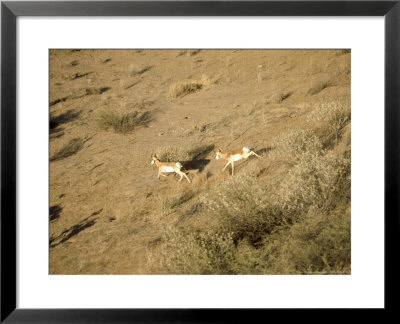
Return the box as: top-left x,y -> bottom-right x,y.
1,0 -> 399,322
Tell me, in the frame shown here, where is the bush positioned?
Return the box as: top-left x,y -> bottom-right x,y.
269,129 -> 324,166
97,110 -> 152,133
155,146 -> 191,162
202,175 -> 282,245
147,228 -> 237,274
279,153 -> 351,214
307,101 -> 351,141
261,213 -> 351,274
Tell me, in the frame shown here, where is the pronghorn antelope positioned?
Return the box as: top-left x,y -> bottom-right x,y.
151,155 -> 191,183
215,147 -> 261,176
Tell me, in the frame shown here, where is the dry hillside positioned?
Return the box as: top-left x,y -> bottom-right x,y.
50,49 -> 351,274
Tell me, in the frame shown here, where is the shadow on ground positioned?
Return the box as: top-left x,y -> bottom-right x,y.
181,159 -> 211,172
50,211 -> 101,248
50,205 -> 62,222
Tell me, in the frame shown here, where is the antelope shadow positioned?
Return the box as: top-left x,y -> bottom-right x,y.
181,159 -> 211,172
49,213 -> 100,248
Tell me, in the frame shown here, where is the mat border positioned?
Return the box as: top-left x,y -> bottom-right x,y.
1,1 -> 399,322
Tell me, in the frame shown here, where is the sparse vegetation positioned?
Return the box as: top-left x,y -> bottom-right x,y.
147,101 -> 351,274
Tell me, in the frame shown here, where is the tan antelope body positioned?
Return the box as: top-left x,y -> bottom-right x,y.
215,147 -> 261,175
151,156 -> 190,183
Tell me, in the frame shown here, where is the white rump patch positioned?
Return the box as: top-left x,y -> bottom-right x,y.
161,166 -> 175,173
176,162 -> 182,168
243,147 -> 250,152
232,154 -> 243,162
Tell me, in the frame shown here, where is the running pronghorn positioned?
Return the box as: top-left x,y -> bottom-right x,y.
151,155 -> 191,183
215,147 -> 261,176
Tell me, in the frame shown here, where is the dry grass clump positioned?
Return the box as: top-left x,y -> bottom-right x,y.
97,110 -> 152,133
155,146 -> 191,162
168,78 -> 211,98
147,227 -> 237,274
50,137 -> 86,161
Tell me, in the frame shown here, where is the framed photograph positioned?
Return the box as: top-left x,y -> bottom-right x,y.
1,0 -> 398,322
